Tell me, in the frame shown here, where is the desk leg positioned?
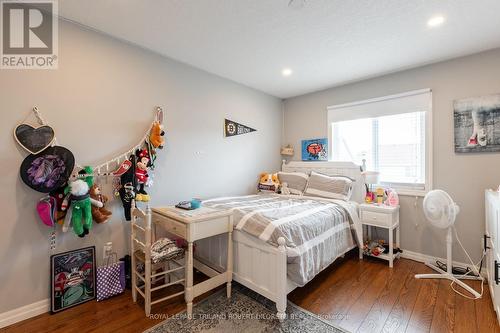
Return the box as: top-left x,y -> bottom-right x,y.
389,227 -> 394,268
227,228 -> 233,298
185,242 -> 193,319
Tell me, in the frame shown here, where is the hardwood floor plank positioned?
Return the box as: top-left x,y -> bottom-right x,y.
475,281 -> 500,333
313,258 -> 382,320
357,259 -> 414,333
429,279 -> 456,333
338,259 -> 413,332
381,261 -> 423,333
3,258 -> 499,333
453,283 -> 477,333
405,266 -> 440,333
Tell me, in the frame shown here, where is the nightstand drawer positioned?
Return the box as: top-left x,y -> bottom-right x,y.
153,216 -> 187,239
361,210 -> 391,227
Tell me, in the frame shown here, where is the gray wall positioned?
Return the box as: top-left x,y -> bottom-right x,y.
284,48 -> 500,263
0,20 -> 282,313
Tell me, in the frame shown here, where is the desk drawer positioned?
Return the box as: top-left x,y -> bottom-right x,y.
154,215 -> 187,239
361,210 -> 391,227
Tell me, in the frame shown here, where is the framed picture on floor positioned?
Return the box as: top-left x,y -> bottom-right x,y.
301,138 -> 328,161
454,94 -> 500,153
50,246 -> 96,313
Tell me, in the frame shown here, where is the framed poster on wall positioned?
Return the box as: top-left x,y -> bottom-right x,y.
50,246 -> 96,313
454,94 -> 500,153
301,138 -> 328,161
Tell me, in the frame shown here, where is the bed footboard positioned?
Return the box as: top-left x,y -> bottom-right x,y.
196,231 -> 289,321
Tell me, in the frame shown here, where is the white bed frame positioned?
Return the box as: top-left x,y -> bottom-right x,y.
195,160 -> 365,320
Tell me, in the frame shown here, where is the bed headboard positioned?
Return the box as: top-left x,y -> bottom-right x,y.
281,160 -> 366,203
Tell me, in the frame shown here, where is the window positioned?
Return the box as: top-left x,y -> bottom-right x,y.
327,89 -> 432,195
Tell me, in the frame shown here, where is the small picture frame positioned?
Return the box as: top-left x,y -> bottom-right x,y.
50,246 -> 96,313
301,138 -> 328,161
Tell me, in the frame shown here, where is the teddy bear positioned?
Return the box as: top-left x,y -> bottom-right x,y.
89,184 -> 112,223
258,172 -> 280,192
135,149 -> 151,202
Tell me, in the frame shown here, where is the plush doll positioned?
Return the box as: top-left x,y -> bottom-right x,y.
258,172 -> 280,192
149,121 -> 165,149
119,155 -> 136,220
135,149 -> 151,202
119,182 -> 135,221
280,182 -> 291,195
89,184 -> 112,223
49,185 -> 68,225
62,167 -> 102,237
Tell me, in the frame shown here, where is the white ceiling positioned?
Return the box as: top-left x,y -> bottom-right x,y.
59,0 -> 500,98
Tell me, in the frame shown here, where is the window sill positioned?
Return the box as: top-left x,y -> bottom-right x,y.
395,189 -> 428,197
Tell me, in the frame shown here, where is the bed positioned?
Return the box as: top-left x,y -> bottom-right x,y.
194,161 -> 365,320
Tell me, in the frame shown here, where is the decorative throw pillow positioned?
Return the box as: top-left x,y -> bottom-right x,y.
258,172 -> 280,192
277,172 -> 308,195
304,171 -> 354,201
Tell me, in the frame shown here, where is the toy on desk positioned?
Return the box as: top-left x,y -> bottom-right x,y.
175,199 -> 201,210
365,188 -> 375,203
384,188 -> 399,207
376,187 -> 385,205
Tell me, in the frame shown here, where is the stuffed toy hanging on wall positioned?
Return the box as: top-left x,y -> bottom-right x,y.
62,167 -> 102,237
135,149 -> 151,202
89,184 -> 112,223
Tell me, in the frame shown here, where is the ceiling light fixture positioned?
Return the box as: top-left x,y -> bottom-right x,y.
427,15 -> 445,28
282,68 -> 293,77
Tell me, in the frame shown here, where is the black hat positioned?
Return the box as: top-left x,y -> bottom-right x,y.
20,146 -> 75,193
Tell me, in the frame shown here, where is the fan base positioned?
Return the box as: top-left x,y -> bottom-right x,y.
416,263 -> 481,298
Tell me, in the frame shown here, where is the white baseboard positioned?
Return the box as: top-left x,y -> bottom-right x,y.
0,299 -> 49,329
401,249 -> 486,278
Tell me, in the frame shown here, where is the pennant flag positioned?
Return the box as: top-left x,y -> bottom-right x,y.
224,119 -> 256,137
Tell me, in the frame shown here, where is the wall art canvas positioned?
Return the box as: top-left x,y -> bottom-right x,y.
224,119 -> 256,137
50,246 -> 96,313
301,138 -> 328,161
454,94 -> 500,153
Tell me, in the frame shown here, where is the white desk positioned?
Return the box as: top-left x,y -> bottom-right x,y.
151,207 -> 233,318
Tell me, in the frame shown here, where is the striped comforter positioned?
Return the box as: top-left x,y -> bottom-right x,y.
203,194 -> 362,286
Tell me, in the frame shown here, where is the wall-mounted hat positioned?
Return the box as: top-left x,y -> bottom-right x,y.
20,146 -> 75,193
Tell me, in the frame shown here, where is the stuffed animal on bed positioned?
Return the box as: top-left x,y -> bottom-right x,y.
258,172 -> 280,192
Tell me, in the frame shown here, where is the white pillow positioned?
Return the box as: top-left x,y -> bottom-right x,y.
304,171 -> 353,201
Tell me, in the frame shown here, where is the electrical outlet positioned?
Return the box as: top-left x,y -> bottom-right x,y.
103,242 -> 112,261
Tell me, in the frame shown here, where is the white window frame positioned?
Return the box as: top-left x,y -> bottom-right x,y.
327,89 -> 433,196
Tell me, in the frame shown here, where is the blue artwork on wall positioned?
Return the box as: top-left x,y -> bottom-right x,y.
301,138 -> 328,161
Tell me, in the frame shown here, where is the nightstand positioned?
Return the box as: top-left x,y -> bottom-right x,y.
359,203 -> 400,267
151,206 -> 233,318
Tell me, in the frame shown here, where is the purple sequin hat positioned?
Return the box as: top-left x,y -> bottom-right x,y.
20,146 -> 75,193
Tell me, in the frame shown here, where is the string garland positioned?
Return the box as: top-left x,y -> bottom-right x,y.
68,106 -> 163,178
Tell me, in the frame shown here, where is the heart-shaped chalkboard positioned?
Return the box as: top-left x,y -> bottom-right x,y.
14,124 -> 55,154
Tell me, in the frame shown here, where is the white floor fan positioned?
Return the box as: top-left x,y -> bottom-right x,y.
415,189 -> 482,298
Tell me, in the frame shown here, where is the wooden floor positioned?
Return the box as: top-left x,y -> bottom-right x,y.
3,251 -> 499,333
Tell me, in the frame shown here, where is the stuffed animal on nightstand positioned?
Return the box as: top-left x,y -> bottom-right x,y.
258,172 -> 280,192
